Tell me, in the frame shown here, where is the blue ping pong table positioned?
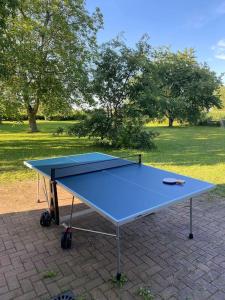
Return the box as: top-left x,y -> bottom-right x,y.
24,152 -> 215,280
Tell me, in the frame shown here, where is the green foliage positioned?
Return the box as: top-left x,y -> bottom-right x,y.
111,116 -> 158,149
53,126 -> 65,136
0,1 -> 18,30
0,0 -> 103,131
195,112 -> 213,126
90,37 -> 151,109
110,273 -> 127,288
137,287 -> 154,300
183,64 -> 222,125
0,94 -> 21,122
67,109 -> 157,149
43,270 -> 57,279
0,0 -> 19,78
1,110 -> 86,122
67,123 -> 79,136
142,48 -> 222,126
219,85 -> 225,107
68,109 -> 110,139
48,110 -> 87,121
196,112 -> 220,126
70,37 -> 157,149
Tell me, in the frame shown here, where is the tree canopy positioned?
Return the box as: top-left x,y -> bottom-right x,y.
0,0 -> 103,131
141,48 -> 222,126
68,37 -> 158,149
0,1 -> 223,150
91,38 -> 150,126
0,0 -> 18,31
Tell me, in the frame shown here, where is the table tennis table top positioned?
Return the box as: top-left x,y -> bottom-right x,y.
24,152 -> 215,225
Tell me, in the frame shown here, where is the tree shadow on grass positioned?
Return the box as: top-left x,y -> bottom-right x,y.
1,124 -> 225,194
209,184 -> 225,197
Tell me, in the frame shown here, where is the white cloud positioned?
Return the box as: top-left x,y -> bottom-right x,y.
216,54 -> 225,60
218,39 -> 225,47
213,39 -> 225,60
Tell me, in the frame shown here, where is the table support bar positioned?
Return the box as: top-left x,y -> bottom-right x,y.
62,223 -> 116,237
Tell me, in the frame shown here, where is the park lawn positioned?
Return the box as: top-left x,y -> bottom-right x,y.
0,120 -> 225,195
208,108 -> 225,120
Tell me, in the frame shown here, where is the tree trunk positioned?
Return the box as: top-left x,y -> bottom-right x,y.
168,117 -> 174,127
27,109 -> 38,132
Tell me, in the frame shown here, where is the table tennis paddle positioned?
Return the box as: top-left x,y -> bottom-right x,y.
163,178 -> 185,185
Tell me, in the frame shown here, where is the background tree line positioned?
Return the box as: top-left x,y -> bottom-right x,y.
0,0 -> 223,149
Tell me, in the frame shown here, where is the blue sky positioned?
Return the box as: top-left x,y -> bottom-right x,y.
86,0 -> 225,83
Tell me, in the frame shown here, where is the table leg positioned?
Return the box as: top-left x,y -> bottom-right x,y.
116,226 -> 121,280
189,198 -> 193,239
69,196 -> 75,228
49,180 -> 60,225
37,173 -> 40,203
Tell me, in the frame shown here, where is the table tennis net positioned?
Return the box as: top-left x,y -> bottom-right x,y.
51,155 -> 141,180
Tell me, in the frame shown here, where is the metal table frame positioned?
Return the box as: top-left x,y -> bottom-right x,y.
36,168 -> 194,280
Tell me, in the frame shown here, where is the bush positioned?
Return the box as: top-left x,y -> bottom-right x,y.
67,110 -> 158,150
67,123 -> 79,136
47,111 -> 87,121
1,114 -> 45,121
2,111 -> 87,121
111,117 -> 158,149
67,110 -> 110,139
196,112 -> 220,126
53,126 -> 65,136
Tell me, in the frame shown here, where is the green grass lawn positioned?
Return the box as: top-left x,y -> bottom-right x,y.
208,108 -> 225,120
1,120 -> 225,195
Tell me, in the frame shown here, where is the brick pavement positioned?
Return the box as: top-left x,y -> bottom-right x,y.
0,181 -> 225,299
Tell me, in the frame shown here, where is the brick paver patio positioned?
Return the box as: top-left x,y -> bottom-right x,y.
0,181 -> 225,299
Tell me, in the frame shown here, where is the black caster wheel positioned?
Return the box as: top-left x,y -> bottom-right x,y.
40,210 -> 52,227
189,233 -> 194,239
51,291 -> 75,300
61,228 -> 72,249
116,273 -> 121,281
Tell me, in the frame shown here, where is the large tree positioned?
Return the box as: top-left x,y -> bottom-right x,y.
0,0 -> 102,131
70,37 -> 158,149
182,63 -> 222,124
143,48 -> 222,126
91,38 -> 149,132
